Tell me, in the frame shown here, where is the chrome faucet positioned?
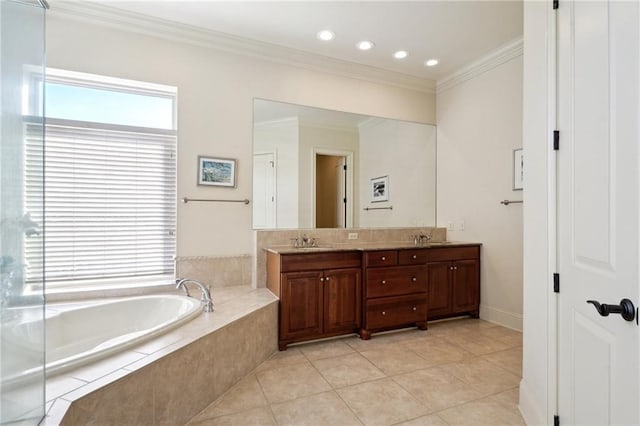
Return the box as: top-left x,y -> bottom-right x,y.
175,278 -> 214,312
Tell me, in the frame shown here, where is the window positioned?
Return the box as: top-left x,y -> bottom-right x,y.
25,69 -> 177,289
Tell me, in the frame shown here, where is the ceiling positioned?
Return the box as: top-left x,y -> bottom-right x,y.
82,1 -> 523,82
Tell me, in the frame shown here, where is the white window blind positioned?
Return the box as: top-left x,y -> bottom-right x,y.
25,119 -> 176,286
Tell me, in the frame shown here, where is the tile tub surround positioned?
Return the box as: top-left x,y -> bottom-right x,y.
254,227 -> 447,287
176,255 -> 253,289
42,286 -> 278,425
186,318 -> 524,426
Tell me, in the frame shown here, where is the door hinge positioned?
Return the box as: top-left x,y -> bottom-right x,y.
554,273 -> 560,293
343,197 -> 347,204
554,415 -> 560,426
343,164 -> 347,171
553,0 -> 558,9
553,130 -> 560,150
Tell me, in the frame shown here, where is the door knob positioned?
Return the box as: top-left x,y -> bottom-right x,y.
587,299 -> 636,322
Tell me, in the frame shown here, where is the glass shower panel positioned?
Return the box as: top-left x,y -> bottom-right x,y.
0,1 -> 46,424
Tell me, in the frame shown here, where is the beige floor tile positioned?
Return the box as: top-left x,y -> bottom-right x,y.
187,406 -> 276,426
482,347 -> 523,377
490,387 -> 520,408
498,334 -> 523,348
312,352 -> 386,388
437,397 -> 525,426
270,390 -> 362,426
394,414 -> 450,426
392,366 -> 485,411
403,337 -> 473,366
254,348 -> 307,373
190,374 -> 267,421
297,339 -> 356,360
337,378 -> 431,426
360,347 -> 434,376
477,326 -> 522,340
442,334 -> 514,356
256,362 -> 331,404
439,359 -> 521,396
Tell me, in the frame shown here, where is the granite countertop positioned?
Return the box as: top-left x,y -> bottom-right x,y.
265,241 -> 481,255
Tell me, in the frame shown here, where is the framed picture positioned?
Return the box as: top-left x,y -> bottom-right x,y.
371,175 -> 389,202
198,156 -> 237,187
513,148 -> 523,191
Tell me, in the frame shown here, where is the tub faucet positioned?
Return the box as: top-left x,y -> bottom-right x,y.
175,278 -> 214,312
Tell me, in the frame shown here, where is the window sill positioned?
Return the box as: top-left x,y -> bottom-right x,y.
33,277 -> 177,303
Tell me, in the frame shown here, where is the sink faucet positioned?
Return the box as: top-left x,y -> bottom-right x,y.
419,232 -> 432,245
175,278 -> 214,312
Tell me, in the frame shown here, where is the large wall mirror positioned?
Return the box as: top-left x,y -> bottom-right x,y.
252,99 -> 436,229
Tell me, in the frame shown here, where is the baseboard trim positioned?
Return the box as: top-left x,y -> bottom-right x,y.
479,304 -> 523,331
519,379 -> 547,426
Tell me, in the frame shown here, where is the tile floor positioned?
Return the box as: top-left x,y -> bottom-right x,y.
186,318 -> 524,426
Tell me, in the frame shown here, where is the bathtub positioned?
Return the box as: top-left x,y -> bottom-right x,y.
2,294 -> 201,383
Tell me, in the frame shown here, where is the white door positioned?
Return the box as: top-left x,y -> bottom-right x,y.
252,153 -> 276,229
557,1 -> 639,424
335,156 -> 346,228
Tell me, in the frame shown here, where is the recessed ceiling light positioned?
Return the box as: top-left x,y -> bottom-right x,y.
425,59 -> 439,67
357,40 -> 375,51
317,30 -> 335,41
393,50 -> 408,59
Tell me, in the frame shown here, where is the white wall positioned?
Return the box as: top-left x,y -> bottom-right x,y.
436,55 -> 523,330
253,119 -> 299,228
298,124 -> 359,228
46,14 -> 436,257
519,1 -> 553,424
358,119 -> 436,228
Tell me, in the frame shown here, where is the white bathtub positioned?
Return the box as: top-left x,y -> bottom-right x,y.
2,294 -> 201,382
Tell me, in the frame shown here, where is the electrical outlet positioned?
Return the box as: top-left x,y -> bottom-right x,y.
447,221 -> 455,231
458,220 -> 465,231
348,232 -> 358,240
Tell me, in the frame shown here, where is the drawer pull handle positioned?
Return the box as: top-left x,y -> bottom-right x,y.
381,256 -> 386,261
381,280 -> 386,285
412,306 -> 417,311
411,277 -> 417,282
412,255 -> 417,259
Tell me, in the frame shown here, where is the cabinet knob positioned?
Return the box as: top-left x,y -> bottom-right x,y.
320,277 -> 325,282
412,306 -> 417,311
381,311 -> 386,316
325,277 -> 330,281
454,266 -> 458,270
411,277 -> 417,282
381,280 -> 386,285
381,256 -> 386,261
450,266 -> 454,270
412,255 -> 417,259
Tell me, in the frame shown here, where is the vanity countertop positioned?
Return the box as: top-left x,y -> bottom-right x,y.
265,241 -> 481,255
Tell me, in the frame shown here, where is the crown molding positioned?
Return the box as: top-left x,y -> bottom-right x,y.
436,37 -> 523,94
253,117 -> 299,130
50,1 -> 436,94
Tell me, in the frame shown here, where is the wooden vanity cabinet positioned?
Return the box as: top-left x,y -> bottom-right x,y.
360,249 -> 429,339
267,251 -> 361,350
426,246 -> 480,320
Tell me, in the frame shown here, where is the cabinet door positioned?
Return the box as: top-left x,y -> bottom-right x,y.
280,271 -> 324,340
323,268 -> 361,334
451,259 -> 480,314
427,261 -> 452,318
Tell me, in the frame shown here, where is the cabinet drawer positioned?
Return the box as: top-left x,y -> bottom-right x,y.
398,249 -> 429,265
281,251 -> 361,272
366,295 -> 427,329
424,246 -> 479,262
364,250 -> 398,267
366,266 -> 427,298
